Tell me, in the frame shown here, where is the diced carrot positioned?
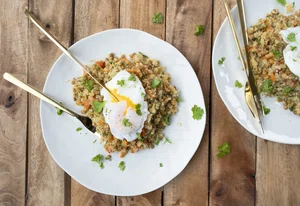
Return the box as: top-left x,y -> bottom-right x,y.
270,73 -> 276,82
268,58 -> 274,64
83,100 -> 90,110
266,26 -> 272,32
96,60 -> 106,68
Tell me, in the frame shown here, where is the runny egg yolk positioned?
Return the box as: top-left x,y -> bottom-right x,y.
110,88 -> 135,115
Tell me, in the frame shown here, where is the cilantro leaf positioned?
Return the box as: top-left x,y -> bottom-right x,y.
93,101 -> 106,113
287,32 -> 296,42
263,106 -> 271,115
191,105 -> 204,120
91,154 -> 104,169
234,80 -> 243,88
216,142 -> 231,158
122,118 -> 132,127
117,79 -> 125,87
177,96 -> 183,102
291,46 -> 297,51
261,79 -> 274,93
135,103 -> 142,116
152,12 -> 164,24
218,57 -> 225,65
276,0 -> 287,6
163,137 -> 172,144
272,50 -> 282,58
151,78 -> 161,88
128,74 -> 137,81
76,127 -> 82,132
82,79 -> 94,91
283,86 -> 293,94
118,161 -> 125,171
194,25 -> 205,36
160,163 -> 163,167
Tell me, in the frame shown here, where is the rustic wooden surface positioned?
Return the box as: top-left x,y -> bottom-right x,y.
1,0 -> 300,206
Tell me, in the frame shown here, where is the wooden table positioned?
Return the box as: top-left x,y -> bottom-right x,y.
1,0 -> 300,205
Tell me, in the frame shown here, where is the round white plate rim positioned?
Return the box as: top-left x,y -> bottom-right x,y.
40,28 -> 207,195
212,5 -> 300,145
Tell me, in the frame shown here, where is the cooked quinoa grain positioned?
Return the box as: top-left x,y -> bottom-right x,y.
248,9 -> 300,115
72,53 -> 179,157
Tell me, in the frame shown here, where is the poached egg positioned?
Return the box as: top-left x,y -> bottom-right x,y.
100,70 -> 149,142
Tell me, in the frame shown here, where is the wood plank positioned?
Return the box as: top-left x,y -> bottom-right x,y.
163,0 -> 211,205
256,141 -> 300,205
71,0 -> 119,205
210,1 -> 256,205
27,0 -> 73,205
0,0 -> 28,205
117,0 -> 165,205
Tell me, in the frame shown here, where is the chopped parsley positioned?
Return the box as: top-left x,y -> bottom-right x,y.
291,46 -> 297,51
137,133 -> 143,141
160,163 -> 163,167
194,25 -> 205,36
237,56 -> 241,60
135,104 -> 142,116
177,96 -> 183,102
76,127 -> 82,132
163,114 -> 171,126
152,12 -> 164,24
163,137 -> 172,144
56,108 -> 63,115
272,50 -> 282,58
234,80 -> 243,88
263,106 -> 271,115
261,79 -> 273,93
141,92 -> 145,96
276,0 -> 286,6
82,79 -> 94,91
118,161 -> 125,171
128,74 -> 136,81
216,142 -> 231,158
283,86 -> 293,94
287,32 -> 296,42
155,137 -> 162,146
117,79 -> 125,87
91,154 -> 104,169
151,78 -> 161,88
191,105 -> 204,120
93,101 -> 106,113
218,57 -> 225,65
122,118 -> 132,127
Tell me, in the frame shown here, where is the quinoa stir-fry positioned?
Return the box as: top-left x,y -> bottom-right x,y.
247,9 -> 300,115
72,53 -> 179,157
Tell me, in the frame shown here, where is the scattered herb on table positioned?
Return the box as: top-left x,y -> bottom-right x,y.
216,142 -> 231,158
218,57 -> 226,65
91,154 -> 105,169
152,12 -> 164,24
191,105 -> 204,120
118,161 -> 125,171
194,25 -> 205,36
234,80 -> 243,88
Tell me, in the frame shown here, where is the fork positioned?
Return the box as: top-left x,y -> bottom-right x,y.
3,72 -> 96,133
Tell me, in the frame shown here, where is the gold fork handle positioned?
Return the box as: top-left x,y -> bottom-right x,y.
3,72 -> 77,117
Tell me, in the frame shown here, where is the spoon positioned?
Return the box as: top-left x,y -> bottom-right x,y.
3,72 -> 96,133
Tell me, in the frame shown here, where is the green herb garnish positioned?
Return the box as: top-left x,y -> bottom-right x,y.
263,106 -> 271,115
163,137 -> 172,144
93,101 -> 106,113
118,161 -> 125,171
128,74 -> 136,81
287,32 -> 296,42
272,50 -> 282,58
135,103 -> 142,116
152,12 -> 164,24
91,154 -> 104,169
122,118 -> 132,127
218,57 -> 225,65
191,105 -> 204,120
194,25 -> 205,36
56,108 -> 63,115
76,127 -> 82,132
82,79 -> 94,91
276,0 -> 287,6
155,137 -> 162,146
117,79 -> 125,87
137,133 -> 143,141
283,86 -> 293,94
163,114 -> 171,126
234,80 -> 243,88
291,46 -> 297,51
151,78 -> 161,88
216,142 -> 231,158
261,79 -> 274,93
141,92 -> 145,96
160,163 -> 163,167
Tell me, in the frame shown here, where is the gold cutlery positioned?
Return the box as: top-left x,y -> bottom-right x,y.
223,1 -> 264,133
24,10 -> 119,102
3,72 -> 96,133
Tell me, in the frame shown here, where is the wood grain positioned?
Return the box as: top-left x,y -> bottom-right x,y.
256,141 -> 300,205
71,0 -> 119,205
117,0 -> 165,204
27,0 -> 73,205
210,1 -> 256,205
0,0 -> 28,205
163,0 -> 211,205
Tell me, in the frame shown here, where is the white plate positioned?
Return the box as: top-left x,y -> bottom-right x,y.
40,29 -> 206,196
212,0 -> 300,144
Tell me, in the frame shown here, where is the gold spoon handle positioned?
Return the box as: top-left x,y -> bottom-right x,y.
3,72 -> 77,117
24,10 -> 119,101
